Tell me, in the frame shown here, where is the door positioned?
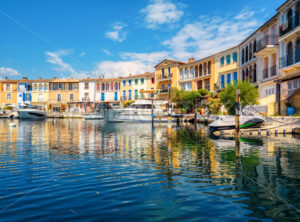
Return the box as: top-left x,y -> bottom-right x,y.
128,90 -> 132,100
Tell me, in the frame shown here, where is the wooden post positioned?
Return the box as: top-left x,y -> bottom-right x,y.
235,89 -> 241,161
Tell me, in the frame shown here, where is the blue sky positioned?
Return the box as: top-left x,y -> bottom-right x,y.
0,0 -> 285,79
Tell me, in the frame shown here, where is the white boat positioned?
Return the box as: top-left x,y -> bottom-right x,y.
209,110 -> 264,132
107,100 -> 169,122
18,105 -> 47,120
83,112 -> 103,120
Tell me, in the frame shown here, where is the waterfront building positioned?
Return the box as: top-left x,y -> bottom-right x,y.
0,78 -> 19,110
79,78 -> 96,103
214,46 -> 240,90
254,14 -> 280,115
277,0 -> 300,114
120,72 -> 155,101
98,78 -> 120,107
17,77 -> 33,108
154,59 -> 185,100
48,78 -> 80,113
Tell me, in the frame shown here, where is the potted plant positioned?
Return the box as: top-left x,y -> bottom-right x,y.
285,102 -> 295,116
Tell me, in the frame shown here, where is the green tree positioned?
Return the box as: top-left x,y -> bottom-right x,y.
220,81 -> 259,115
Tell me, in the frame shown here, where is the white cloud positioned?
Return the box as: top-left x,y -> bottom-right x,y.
163,8 -> 262,60
94,51 -> 169,78
45,49 -> 88,78
0,67 -> 20,77
103,49 -> 113,56
105,22 -> 127,42
141,0 -> 184,29
79,52 -> 86,57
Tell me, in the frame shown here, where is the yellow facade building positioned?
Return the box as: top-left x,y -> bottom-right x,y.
214,46 -> 240,90
154,59 -> 185,100
0,79 -> 19,110
48,78 -> 79,113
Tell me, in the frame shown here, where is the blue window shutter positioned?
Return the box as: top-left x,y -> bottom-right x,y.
227,73 -> 231,85
23,92 -> 25,102
221,75 -> 225,89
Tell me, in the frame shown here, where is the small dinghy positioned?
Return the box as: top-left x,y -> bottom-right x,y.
83,112 -> 103,120
209,110 -> 264,132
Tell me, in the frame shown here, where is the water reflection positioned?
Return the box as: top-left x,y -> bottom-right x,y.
0,119 -> 299,221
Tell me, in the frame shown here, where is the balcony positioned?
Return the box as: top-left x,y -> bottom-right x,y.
279,13 -> 300,39
280,48 -> 300,72
158,73 -> 172,82
255,35 -> 278,57
159,89 -> 168,94
262,65 -> 277,80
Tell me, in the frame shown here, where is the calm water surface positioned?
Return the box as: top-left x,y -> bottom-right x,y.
0,119 -> 300,221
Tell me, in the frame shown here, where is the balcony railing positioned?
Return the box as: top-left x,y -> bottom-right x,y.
159,73 -> 172,80
270,65 -> 276,76
256,35 -> 278,52
263,68 -> 269,79
159,89 -> 168,94
279,13 -> 300,37
280,48 -> 300,68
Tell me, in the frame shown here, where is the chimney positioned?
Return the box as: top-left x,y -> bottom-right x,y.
188,57 -> 195,63
22,77 -> 28,80
38,77 -> 42,80
5,77 -> 8,80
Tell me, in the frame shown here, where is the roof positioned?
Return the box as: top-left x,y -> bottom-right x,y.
18,79 -> 52,83
120,72 -> 154,79
276,0 -> 295,12
154,59 -> 186,68
99,78 -> 120,82
50,78 -> 80,83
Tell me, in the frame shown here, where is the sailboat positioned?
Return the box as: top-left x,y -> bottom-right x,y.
83,81 -> 103,120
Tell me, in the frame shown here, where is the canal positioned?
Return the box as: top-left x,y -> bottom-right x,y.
0,119 -> 299,221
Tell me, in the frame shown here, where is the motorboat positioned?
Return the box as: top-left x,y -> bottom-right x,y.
83,112 -> 103,120
18,105 -> 47,120
107,100 -> 169,122
209,110 -> 264,132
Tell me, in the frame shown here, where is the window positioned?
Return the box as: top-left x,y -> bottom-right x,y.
245,46 -> 249,62
25,93 -> 31,101
123,90 -> 126,100
208,61 -> 211,74
128,80 -> 132,86
168,67 -> 171,75
190,68 -> 194,78
85,93 -> 89,100
185,69 -> 189,79
151,78 -> 155,84
38,94 -> 43,102
141,78 -> 144,84
187,82 -> 192,91
220,57 -> 225,66
241,49 -> 245,64
53,83 -> 57,90
140,89 -> 145,98
34,84 -> 38,91
128,90 -> 132,100
97,83 -> 100,91
44,84 -> 48,91
101,93 -> 105,101
134,89 -> 138,100
123,80 -> 126,86
161,84 -> 165,90
232,53 -> 238,63
135,79 -> 138,85
199,64 -> 203,76
204,63 -> 207,75
57,94 -> 61,102
69,83 -> 73,90
233,72 -> 238,84
85,82 -> 89,89
180,69 -> 184,79
226,73 -> 231,85
162,68 -> 165,77
39,84 -> 43,91
114,92 -> 118,101
221,75 -> 225,89
28,84 -> 32,91
102,83 -> 105,91
59,83 -> 63,90
70,94 -> 74,101
226,55 -> 231,65
6,93 -> 11,100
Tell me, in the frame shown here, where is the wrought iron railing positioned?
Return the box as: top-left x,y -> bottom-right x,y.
280,48 -> 300,68
256,35 -> 278,52
279,13 -> 300,37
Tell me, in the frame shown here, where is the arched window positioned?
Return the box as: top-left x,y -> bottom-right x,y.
114,82 -> 118,90
185,68 -> 189,79
190,67 -> 194,78
39,83 -> 43,91
34,84 -> 37,91
204,63 -> 207,75
296,39 -> 300,63
287,9 -> 293,27
296,3 -> 300,27
180,69 -> 184,79
111,82 -> 113,90
195,66 -> 198,77
208,61 -> 211,74
287,41 -> 293,66
106,83 -> 109,91
199,64 -> 203,76
44,84 -> 48,91
249,43 -> 253,60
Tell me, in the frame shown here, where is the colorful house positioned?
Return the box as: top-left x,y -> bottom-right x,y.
215,46 -> 240,90
17,78 -> 33,108
277,0 -> 300,115
154,59 -> 185,100
98,78 -> 120,107
48,78 -> 79,113
31,79 -> 51,110
120,72 -> 155,101
0,78 -> 19,110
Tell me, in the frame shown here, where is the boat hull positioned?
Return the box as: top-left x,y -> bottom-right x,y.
83,113 -> 103,120
18,110 -> 47,120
